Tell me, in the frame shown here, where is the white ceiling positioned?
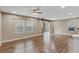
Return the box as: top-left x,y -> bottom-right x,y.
0,6 -> 79,19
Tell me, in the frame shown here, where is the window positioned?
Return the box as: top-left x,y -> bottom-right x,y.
25,20 -> 33,32
68,20 -> 76,31
15,20 -> 25,34
14,18 -> 34,34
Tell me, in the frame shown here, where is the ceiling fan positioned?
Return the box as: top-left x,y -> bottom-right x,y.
25,7 -> 43,16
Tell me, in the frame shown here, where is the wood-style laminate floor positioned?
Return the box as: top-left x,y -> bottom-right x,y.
0,34 -> 72,53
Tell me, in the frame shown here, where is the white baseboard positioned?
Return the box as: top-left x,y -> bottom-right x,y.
0,34 -> 42,46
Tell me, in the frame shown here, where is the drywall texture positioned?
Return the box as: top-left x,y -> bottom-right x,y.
54,20 -> 68,34
75,19 -> 79,34
2,13 -> 42,41
0,12 -> 2,42
76,19 -> 79,28
54,19 -> 79,34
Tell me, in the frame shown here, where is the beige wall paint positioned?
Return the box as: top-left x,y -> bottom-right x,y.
0,12 -> 2,42
76,19 -> 79,28
54,19 -> 79,34
54,20 -> 68,34
74,19 -> 79,34
2,13 -> 42,41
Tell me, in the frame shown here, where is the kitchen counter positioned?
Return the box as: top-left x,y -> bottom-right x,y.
72,34 -> 79,37
55,32 -> 79,37
72,34 -> 79,52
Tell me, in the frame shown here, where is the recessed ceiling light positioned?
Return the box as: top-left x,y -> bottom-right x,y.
69,13 -> 72,15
